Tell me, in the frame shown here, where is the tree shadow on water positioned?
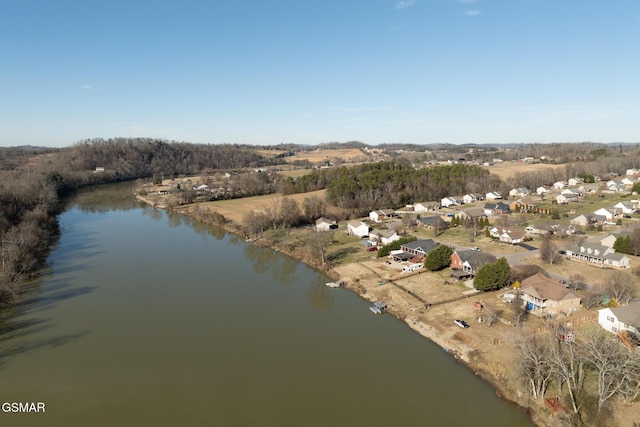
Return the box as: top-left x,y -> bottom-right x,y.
14,279 -> 97,315
0,315 -> 91,371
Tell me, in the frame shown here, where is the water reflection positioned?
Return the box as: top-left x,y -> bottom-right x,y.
66,181 -> 140,213
305,275 -> 335,311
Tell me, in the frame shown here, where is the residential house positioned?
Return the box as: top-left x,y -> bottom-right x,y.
613,201 -> 636,215
578,183 -> 599,194
565,242 -> 630,268
510,197 -> 537,212
553,181 -> 568,189
561,188 -> 582,197
570,213 -> 605,228
457,208 -> 487,222
347,220 -> 369,238
568,177 -> 584,186
315,217 -> 338,232
417,215 -> 447,230
508,187 -> 530,198
536,186 -> 551,196
519,273 -> 582,317
369,229 -> 400,245
483,202 -> 511,216
598,300 -> 640,335
489,227 -> 530,244
626,169 -> 640,176
593,207 -> 622,222
598,233 -> 618,248
369,209 -> 395,222
606,180 -> 627,193
622,177 -> 635,186
413,202 -> 440,213
401,239 -> 440,258
450,250 -> 496,279
485,191 -> 502,200
556,194 -> 578,204
462,193 -> 484,204
441,197 -> 462,208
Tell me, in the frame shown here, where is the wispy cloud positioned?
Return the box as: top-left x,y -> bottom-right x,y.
464,10 -> 481,16
395,0 -> 416,10
81,85 -> 93,91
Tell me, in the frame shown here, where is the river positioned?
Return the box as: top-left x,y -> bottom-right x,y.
0,184 -> 532,426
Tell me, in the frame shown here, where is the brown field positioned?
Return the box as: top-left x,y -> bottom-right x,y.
182,189 -> 328,225
283,148 -> 368,163
486,161 -> 566,180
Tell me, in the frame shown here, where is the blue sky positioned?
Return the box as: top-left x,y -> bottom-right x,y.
1,0 -> 639,147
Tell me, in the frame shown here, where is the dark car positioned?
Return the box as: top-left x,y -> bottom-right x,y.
454,319 -> 470,329
367,246 -> 378,252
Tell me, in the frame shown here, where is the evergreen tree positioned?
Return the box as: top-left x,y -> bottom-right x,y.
614,235 -> 630,254
473,257 -> 511,291
424,245 -> 454,271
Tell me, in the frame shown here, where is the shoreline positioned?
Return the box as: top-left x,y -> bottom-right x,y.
136,192 -> 548,426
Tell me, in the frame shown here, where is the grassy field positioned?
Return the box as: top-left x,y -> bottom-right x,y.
485,161 -> 566,180
180,189 -> 328,225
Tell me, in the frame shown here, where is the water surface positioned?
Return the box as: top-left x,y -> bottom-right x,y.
0,185 -> 532,426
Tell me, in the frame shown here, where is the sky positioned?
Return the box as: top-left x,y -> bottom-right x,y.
1,0 -> 639,148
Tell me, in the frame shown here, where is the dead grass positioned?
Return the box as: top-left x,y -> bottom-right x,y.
179,190 -> 328,225
487,161 -> 566,180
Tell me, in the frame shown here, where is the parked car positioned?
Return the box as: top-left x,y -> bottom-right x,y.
454,319 -> 470,329
367,246 -> 378,252
470,247 -> 481,251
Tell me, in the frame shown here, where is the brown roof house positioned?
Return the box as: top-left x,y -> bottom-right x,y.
450,250 -> 496,279
519,273 -> 581,317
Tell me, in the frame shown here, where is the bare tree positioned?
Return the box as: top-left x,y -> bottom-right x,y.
540,235 -> 562,265
581,328 -> 627,412
618,350 -> 640,405
568,273 -> 587,292
581,290 -> 602,311
514,328 -> 553,400
548,338 -> 586,414
302,196 -> 326,223
306,231 -> 334,267
603,271 -> 638,305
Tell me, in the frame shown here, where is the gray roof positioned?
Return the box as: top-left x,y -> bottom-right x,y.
610,301 -> 640,329
402,239 -> 439,254
455,250 -> 496,270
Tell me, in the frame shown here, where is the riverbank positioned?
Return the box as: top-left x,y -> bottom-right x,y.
133,190 -> 570,427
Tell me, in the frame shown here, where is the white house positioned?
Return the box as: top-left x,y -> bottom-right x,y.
508,188 -> 530,198
413,202 -> 439,213
369,229 -> 400,245
462,194 -> 483,204
598,301 -> 640,336
561,188 -> 581,197
593,207 -> 621,222
622,177 -> 635,186
568,177 -> 584,186
536,186 -> 551,195
441,197 -> 461,208
347,220 -> 369,238
485,191 -> 502,200
553,181 -> 567,189
613,201 -> 636,215
565,243 -> 630,268
315,217 -> 338,232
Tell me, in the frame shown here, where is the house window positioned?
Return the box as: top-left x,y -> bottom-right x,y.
607,316 -> 615,323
